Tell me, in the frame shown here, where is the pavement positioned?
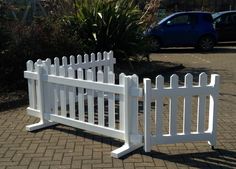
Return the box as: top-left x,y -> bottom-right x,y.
0,46 -> 236,169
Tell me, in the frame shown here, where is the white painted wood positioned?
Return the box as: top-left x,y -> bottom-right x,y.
59,66 -> 67,117
169,74 -> 178,136
87,69 -> 94,123
144,78 -> 152,152
119,73 -> 125,130
108,71 -> 115,129
155,75 -> 164,137
108,51 -> 114,72
103,51 -> 108,83
68,67 -> 76,119
91,53 -> 96,81
78,68 -> 85,121
53,57 -> 60,115
208,74 -> 220,146
26,60 -> 35,109
97,71 -> 104,126
183,73 -> 193,134
123,76 -> 130,145
130,74 -> 139,135
97,52 -> 102,71
197,72 -> 207,133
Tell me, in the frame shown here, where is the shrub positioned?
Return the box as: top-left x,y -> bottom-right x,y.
61,0 -> 149,62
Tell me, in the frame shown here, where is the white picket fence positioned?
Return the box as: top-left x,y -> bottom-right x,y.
144,73 -> 220,152
24,50 -> 220,158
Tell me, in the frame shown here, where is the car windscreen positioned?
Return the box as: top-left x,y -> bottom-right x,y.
212,12 -> 221,19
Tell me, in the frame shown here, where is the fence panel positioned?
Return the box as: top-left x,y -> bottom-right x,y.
144,73 -> 220,152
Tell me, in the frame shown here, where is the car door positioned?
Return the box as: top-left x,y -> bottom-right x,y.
215,13 -> 236,41
162,13 -> 197,46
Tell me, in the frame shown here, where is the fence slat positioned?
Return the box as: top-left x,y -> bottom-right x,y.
59,66 -> 67,117
97,52 -> 102,71
103,51 -> 108,83
156,75 -> 164,136
183,73 -> 193,134
169,74 -> 178,135
87,69 -> 94,123
53,57 -> 60,115
78,68 -> 85,121
91,53 -> 96,81
36,60 -> 42,110
97,71 -> 104,126
197,73 -> 207,133
68,67 -> 76,119
26,61 -> 35,109
108,72 -> 115,128
108,51 -> 114,72
42,60 -> 51,114
70,55 -> 75,69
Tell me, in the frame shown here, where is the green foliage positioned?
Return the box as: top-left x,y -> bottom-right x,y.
62,0 -> 149,62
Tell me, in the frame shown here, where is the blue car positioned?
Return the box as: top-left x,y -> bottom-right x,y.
146,11 -> 217,51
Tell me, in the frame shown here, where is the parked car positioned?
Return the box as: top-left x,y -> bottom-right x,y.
212,10 -> 236,42
145,11 -> 217,51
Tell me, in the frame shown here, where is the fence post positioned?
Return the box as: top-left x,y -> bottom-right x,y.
144,78 -> 152,152
26,63 -> 56,131
111,75 -> 142,158
208,74 -> 220,147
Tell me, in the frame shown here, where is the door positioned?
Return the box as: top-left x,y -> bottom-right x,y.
162,13 -> 198,46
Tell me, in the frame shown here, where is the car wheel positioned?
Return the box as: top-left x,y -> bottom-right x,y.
150,38 -> 161,51
198,36 -> 215,51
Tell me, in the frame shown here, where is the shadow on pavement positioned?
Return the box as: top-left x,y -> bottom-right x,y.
156,45 -> 236,54
140,148 -> 236,169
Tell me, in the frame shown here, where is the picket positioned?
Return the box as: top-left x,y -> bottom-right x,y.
78,68 -> 85,121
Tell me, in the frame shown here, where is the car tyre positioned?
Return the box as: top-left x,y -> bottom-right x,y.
198,36 -> 215,51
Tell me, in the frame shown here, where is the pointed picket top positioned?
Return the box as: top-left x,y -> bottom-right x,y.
77,55 -> 82,64
97,52 -> 102,61
119,73 -> 126,85
77,68 -> 84,80
54,57 -> 60,75
108,50 -> 113,60
108,71 -> 115,84
97,70 -> 104,83
91,53 -> 95,62
103,51 -> 108,60
46,58 -> 51,65
26,60 -> 34,71
70,55 -> 75,65
62,56 -> 68,66
170,74 -> 179,88
68,67 -> 75,78
37,59 -> 42,65
84,54 -> 89,63
199,72 -> 208,86
185,73 -> 193,88
156,75 -> 164,89
87,69 -> 93,81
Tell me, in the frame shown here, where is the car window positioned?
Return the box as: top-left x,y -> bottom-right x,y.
230,14 -> 236,24
167,14 -> 189,25
215,14 -> 235,25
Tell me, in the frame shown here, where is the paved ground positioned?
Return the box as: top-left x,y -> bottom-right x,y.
1,46 -> 236,169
